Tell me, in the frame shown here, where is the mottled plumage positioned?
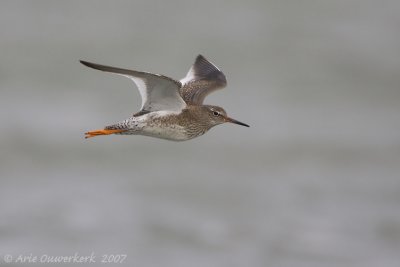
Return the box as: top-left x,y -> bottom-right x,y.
180,55 -> 227,104
81,55 -> 249,141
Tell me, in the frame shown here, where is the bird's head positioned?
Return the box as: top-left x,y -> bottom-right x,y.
203,105 -> 249,128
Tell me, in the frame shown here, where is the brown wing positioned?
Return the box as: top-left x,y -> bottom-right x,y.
180,55 -> 227,105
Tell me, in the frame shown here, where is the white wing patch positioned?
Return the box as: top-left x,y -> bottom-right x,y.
80,60 -> 186,112
122,75 -> 148,110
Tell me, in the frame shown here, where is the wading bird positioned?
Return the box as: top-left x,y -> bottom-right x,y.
81,55 -> 249,141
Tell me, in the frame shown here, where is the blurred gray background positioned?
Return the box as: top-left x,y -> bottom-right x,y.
1,1 -> 399,266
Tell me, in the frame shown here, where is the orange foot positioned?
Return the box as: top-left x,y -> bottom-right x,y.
85,129 -> 126,139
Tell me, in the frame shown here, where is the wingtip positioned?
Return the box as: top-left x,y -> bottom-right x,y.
190,54 -> 226,85
195,54 -> 209,65
80,60 -> 93,67
79,60 -> 107,71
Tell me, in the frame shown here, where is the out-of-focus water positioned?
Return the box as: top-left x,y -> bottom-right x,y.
1,1 -> 400,266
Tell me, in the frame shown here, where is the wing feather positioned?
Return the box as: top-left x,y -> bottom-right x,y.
80,60 -> 186,112
180,55 -> 227,105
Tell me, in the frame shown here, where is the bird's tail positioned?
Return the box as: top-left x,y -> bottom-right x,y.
85,129 -> 126,139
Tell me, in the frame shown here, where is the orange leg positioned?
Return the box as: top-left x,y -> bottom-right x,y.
85,129 -> 126,139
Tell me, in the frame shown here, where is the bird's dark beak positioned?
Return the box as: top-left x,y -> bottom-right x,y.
225,117 -> 250,127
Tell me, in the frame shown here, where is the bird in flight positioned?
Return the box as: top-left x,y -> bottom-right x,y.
81,55 -> 249,141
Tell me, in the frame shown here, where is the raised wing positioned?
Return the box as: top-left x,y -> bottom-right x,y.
180,55 -> 227,105
80,60 -> 186,113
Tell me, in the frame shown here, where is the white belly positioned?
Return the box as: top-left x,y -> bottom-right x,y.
140,124 -> 190,141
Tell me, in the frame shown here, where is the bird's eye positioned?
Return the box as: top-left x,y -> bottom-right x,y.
213,111 -> 219,116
